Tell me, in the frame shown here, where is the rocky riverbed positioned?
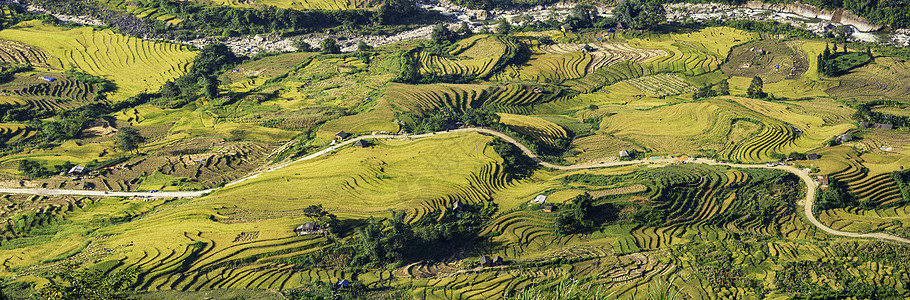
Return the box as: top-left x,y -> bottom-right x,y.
6,0 -> 908,56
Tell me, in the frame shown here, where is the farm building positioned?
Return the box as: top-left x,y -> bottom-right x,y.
39,76 -> 55,82
874,123 -> 894,130
493,256 -> 504,266
480,256 -> 493,267
294,222 -> 321,236
337,280 -> 350,288
816,175 -> 829,186
806,153 -> 819,160
560,24 -> 573,32
68,166 -> 87,175
335,131 -> 351,140
619,150 -> 630,158
532,195 -> 546,204
354,140 -> 370,148
835,133 -> 852,143
543,204 -> 556,213
452,200 -> 463,212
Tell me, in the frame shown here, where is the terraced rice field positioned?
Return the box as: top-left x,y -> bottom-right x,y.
827,157 -> 905,207
497,113 -> 569,147
0,21 -> 196,101
0,39 -> 59,68
495,50 -> 592,82
622,73 -> 697,97
385,82 -> 488,113
0,123 -> 33,143
419,35 -> 514,79
540,41 -> 667,74
631,27 -> 757,76
1,76 -> 100,110
827,57 -> 910,101
97,0 -> 183,24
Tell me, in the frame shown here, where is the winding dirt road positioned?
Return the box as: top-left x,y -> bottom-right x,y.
2,128 -> 908,244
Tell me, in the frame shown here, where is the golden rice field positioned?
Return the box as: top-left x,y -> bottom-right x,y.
419,35 -> 513,79
497,113 -> 568,147
539,41 -> 667,74
0,21 -> 196,101
97,0 -> 183,24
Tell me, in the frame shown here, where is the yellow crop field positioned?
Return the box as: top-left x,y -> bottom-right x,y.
498,113 -> 569,147
0,21 -> 196,101
194,0 -> 375,10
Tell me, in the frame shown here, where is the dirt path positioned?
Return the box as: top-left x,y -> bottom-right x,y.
3,128 -> 908,244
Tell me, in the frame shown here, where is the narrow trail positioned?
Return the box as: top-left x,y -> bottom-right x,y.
2,128 -> 908,244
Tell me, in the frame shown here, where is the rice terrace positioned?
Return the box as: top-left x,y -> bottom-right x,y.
0,0 -> 910,299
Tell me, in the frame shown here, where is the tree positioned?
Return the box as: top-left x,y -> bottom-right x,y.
320,38 -> 340,54
614,0 -> 666,30
293,39 -> 314,52
567,5 -> 595,28
357,40 -> 372,52
376,0 -> 417,25
159,81 -> 179,99
747,75 -> 766,99
303,204 -> 329,222
431,23 -> 456,44
18,160 -> 48,178
198,76 -> 219,100
496,18 -> 511,35
116,127 -> 146,154
716,79 -> 730,95
588,104 -> 599,110
554,193 -> 597,235
456,21 -> 473,37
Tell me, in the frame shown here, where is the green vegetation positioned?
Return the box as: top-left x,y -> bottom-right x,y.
0,6 -> 910,299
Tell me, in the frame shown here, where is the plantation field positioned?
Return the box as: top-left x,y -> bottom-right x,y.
0,39 -> 58,68
0,21 -> 196,101
0,123 -> 33,144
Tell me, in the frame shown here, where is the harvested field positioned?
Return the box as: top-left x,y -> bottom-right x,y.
498,113 -> 568,148
540,41 -> 666,73
720,40 -> 808,83
622,73 -> 697,97
0,39 -> 59,68
827,57 -> 910,101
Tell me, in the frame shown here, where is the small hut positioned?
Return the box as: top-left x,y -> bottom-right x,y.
543,204 -> 556,213
354,140 -> 370,148
335,131 -> 351,140
480,256 -> 493,267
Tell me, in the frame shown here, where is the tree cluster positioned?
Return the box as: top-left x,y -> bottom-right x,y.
554,193 -> 606,235
693,79 -> 730,99
853,101 -> 910,128
352,205 -> 494,267
614,0 -> 666,30
154,44 -> 239,108
818,43 -> 872,77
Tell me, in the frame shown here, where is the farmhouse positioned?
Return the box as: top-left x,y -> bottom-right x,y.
560,24 -> 573,33
619,150 -> 630,158
68,166 -> 87,175
835,133 -> 852,143
532,194 -> 546,204
806,153 -> 819,160
816,175 -> 829,186
39,76 -> 56,82
294,222 -> 321,236
480,256 -> 493,267
543,204 -> 556,213
354,140 -> 370,148
335,131 -> 351,140
452,200 -> 463,212
493,256 -> 504,266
